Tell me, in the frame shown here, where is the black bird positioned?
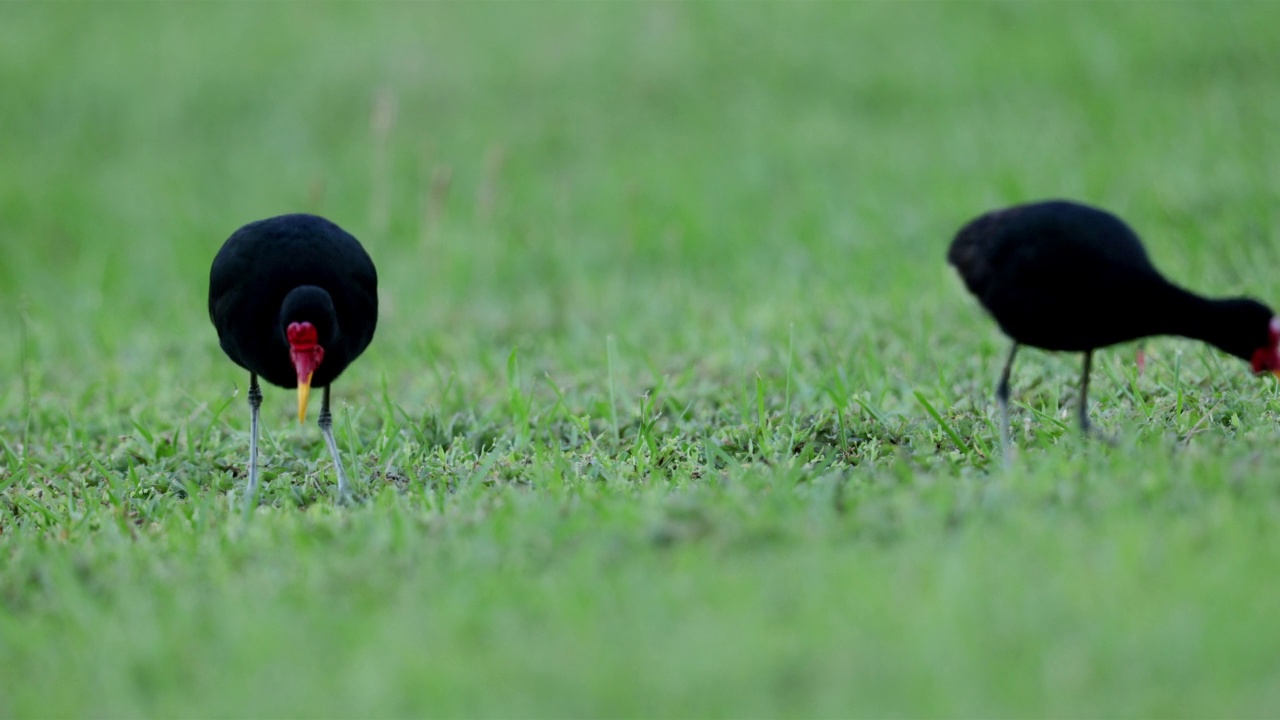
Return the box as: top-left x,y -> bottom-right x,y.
948,199 -> 1280,449
209,214 -> 378,503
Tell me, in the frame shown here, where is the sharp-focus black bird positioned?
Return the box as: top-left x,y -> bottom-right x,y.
209,214 -> 378,503
948,199 -> 1280,449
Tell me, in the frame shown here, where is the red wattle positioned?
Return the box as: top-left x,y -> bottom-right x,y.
287,322 -> 325,384
1252,348 -> 1266,373
287,322 -> 318,346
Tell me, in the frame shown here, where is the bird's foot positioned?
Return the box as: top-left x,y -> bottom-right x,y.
1080,421 -> 1117,447
336,488 -> 368,508
1091,429 -> 1118,447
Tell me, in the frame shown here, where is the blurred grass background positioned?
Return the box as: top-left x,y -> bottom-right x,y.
5,3 -> 1279,378
3,2 -> 1280,717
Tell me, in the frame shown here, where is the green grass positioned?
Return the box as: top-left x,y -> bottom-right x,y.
4,2 -> 1280,716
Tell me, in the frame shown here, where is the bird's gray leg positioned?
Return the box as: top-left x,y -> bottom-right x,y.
996,343 -> 1019,465
245,374 -> 263,511
318,385 -> 351,500
1079,350 -> 1094,436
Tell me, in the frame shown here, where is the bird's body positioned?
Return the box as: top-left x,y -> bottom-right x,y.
210,214 -> 377,388
950,202 -> 1165,351
948,199 -> 1280,448
209,214 -> 377,503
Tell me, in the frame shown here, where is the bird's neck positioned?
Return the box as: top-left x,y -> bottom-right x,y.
1148,282 -> 1249,358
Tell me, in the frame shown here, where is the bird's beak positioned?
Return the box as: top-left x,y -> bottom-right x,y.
291,351 -> 322,423
297,373 -> 313,423
289,329 -> 324,423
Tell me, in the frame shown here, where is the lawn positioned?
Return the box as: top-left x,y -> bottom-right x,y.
3,2 -> 1280,717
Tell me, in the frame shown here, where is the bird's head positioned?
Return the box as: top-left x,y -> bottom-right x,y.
1249,316 -> 1280,378
287,321 -> 325,422
281,285 -> 338,422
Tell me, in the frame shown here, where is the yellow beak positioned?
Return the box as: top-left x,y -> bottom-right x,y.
297,372 -> 313,423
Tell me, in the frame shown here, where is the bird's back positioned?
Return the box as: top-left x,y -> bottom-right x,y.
948,200 -> 1167,351
209,214 -> 378,386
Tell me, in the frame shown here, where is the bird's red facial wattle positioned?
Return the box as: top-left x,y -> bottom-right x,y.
1249,317 -> 1280,379
287,322 -> 325,422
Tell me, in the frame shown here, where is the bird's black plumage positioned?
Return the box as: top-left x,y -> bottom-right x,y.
210,214 -> 377,388
948,199 -> 1279,445
209,213 -> 378,503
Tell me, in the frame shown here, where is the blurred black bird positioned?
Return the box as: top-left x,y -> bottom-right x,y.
209,214 -> 377,504
948,199 -> 1280,450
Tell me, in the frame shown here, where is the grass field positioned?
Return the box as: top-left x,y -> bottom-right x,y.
4,2 -> 1280,717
